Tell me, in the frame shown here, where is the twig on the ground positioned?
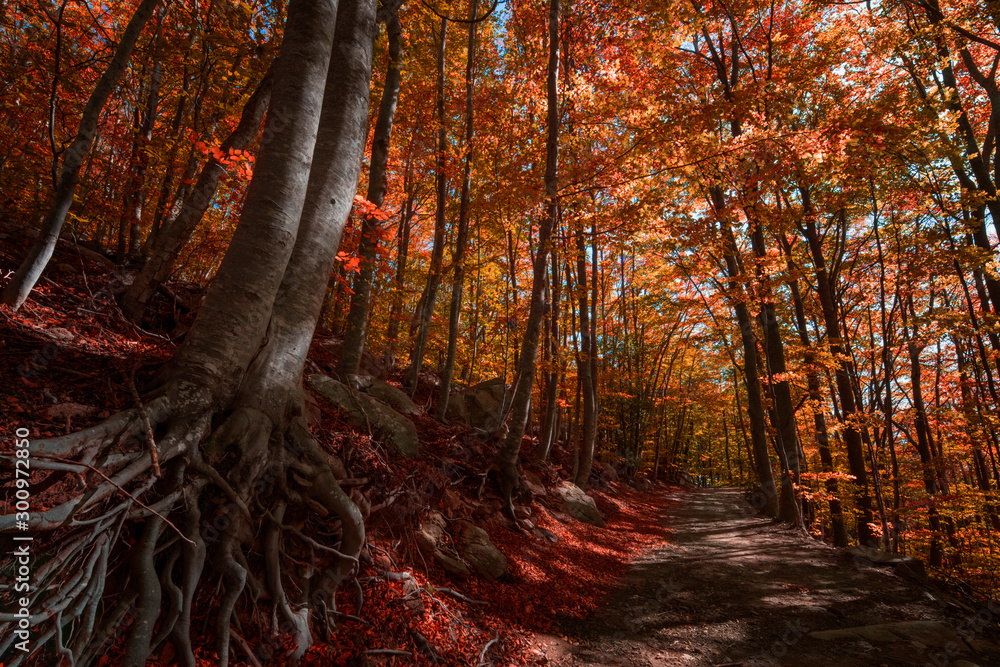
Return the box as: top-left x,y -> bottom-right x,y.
229,627 -> 262,667
433,587 -> 488,606
366,648 -> 413,658
477,633 -> 500,666
127,369 -> 160,476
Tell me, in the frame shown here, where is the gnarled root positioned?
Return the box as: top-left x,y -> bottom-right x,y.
0,383 -> 364,666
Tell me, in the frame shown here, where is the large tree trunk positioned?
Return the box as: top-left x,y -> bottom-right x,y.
749,223 -> 802,527
495,0 -> 559,504
0,2 -> 378,666
437,0 -> 480,421
338,11 -> 403,377
2,0 -> 161,310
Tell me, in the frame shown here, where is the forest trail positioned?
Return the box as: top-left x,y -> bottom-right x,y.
533,488 -> 1000,667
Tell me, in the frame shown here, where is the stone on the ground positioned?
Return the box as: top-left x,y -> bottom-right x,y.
847,545 -> 927,580
309,374 -> 419,457
456,521 -> 508,580
522,470 -> 547,497
445,378 -> 507,429
415,512 -> 470,577
632,478 -> 654,492
534,526 -> 558,543
445,391 -> 471,425
809,620 -> 961,646
599,463 -> 619,483
555,481 -> 605,527
401,575 -> 425,612
347,374 -> 421,416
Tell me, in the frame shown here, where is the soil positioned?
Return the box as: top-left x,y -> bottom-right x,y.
532,487 -> 1000,667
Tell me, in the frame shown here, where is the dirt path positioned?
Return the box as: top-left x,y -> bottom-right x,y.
533,487 -> 1000,666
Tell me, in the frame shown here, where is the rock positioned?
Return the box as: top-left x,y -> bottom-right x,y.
347,375 -> 421,416
809,621 -> 961,646
45,327 -> 74,342
446,378 -> 508,429
465,378 -> 507,429
522,470 -> 547,497
401,576 -> 425,612
599,464 -> 619,483
632,478 -> 654,492
445,391 -> 471,425
456,522 -> 508,580
847,545 -> 927,580
555,482 -> 605,527
414,512 -> 469,578
534,526 -> 558,543
309,374 -> 419,457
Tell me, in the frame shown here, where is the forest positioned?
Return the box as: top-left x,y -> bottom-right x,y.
1,0 -> 999,663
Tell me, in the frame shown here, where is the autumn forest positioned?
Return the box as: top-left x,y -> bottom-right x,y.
1,0 -> 1000,663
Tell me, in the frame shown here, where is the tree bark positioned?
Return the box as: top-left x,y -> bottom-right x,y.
338,11 -> 403,377
405,16 -> 449,392
438,0 -> 480,420
495,0 -> 559,501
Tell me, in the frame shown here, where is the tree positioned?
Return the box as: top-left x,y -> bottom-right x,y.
339,10 -> 404,378
494,0 -> 560,501
1,0 -> 376,663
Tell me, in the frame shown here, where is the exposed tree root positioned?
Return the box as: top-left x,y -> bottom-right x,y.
0,381 -> 364,666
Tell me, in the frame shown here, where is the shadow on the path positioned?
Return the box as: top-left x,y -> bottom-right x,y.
535,487 -> 1000,667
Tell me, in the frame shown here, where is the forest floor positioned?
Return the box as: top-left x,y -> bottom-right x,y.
536,489 -> 1000,667
534,487 -> 1000,667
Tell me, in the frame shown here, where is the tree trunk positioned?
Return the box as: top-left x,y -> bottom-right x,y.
338,11 -> 403,377
712,187 -> 778,516
405,16 -> 449,393
749,223 -> 802,526
385,152 -> 415,367
438,0 -> 480,419
538,250 -> 561,462
798,192 -> 875,546
495,0 -> 559,503
2,0 -> 161,310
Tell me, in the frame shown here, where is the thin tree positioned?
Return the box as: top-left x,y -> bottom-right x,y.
339,10 -> 404,377
494,0 -> 559,502
438,0 -> 481,419
405,16 -> 449,393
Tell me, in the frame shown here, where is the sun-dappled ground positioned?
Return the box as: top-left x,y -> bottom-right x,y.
535,488 -> 1000,667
